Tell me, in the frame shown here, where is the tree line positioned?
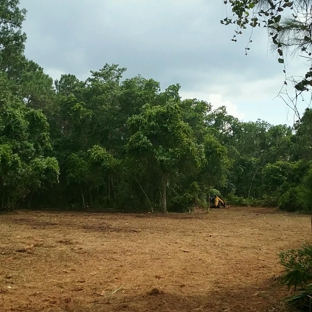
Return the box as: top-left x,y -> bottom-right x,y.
1,0 -> 312,213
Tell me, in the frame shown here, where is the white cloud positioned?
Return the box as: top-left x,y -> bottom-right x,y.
209,94 -> 245,119
180,90 -> 245,120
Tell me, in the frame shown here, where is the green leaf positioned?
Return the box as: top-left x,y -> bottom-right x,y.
248,3 -> 255,9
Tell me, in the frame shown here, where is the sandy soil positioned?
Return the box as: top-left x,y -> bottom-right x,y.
0,207 -> 311,312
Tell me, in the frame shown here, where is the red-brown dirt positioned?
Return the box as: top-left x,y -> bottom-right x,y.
0,207 -> 311,312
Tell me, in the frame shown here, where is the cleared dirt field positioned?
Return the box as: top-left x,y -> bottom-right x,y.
0,207 -> 311,312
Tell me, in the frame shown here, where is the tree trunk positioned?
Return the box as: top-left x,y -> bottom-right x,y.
88,187 -> 93,208
107,176 -> 111,207
247,161 -> 264,199
134,177 -> 154,212
80,185 -> 86,209
162,175 -> 168,213
207,183 -> 211,213
0,178 -> 3,210
27,193 -> 32,209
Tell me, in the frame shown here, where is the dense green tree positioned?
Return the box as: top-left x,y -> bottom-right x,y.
0,73 -> 59,210
262,161 -> 294,198
1,0 -> 311,214
87,145 -> 119,208
293,108 -> 312,161
82,64 -> 125,151
302,165 -> 312,211
0,0 -> 27,78
265,124 -> 293,163
211,118 -> 263,198
127,100 -> 203,212
199,134 -> 230,208
18,59 -> 55,111
55,74 -> 85,97
65,152 -> 90,209
179,98 -> 211,140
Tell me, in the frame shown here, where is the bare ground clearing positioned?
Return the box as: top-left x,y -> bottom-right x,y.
0,207 -> 311,312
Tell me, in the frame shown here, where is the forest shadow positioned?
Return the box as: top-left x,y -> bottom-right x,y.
39,279 -> 289,312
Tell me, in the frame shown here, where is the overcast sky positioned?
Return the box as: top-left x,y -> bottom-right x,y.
19,0 -> 310,126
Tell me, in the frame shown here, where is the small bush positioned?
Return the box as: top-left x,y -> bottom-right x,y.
225,193 -> 249,206
279,245 -> 312,311
210,188 -> 222,197
260,194 -> 278,207
170,193 -> 195,212
278,187 -> 305,212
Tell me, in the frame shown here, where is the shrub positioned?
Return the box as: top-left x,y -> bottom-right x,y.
260,194 -> 278,207
170,192 -> 195,212
225,193 -> 249,206
210,188 -> 221,197
278,186 -> 306,212
279,245 -> 312,311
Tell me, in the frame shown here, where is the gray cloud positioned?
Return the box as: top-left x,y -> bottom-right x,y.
19,0 -> 304,124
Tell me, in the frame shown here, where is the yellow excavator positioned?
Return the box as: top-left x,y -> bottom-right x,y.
210,195 -> 226,208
